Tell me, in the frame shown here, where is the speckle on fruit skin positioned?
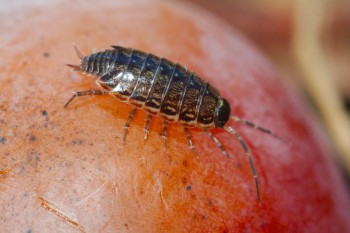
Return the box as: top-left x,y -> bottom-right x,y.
29,135 -> 37,142
0,137 -> 6,144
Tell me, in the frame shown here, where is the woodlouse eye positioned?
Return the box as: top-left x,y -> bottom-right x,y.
214,98 -> 231,128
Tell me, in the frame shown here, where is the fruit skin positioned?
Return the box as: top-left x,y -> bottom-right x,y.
0,0 -> 350,232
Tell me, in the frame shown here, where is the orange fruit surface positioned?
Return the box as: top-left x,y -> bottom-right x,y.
1,0 -> 350,232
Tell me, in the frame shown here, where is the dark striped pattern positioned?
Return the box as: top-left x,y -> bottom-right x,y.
80,46 -> 221,129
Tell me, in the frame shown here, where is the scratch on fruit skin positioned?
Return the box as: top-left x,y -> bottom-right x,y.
36,195 -> 86,232
0,163 -> 18,176
96,182 -> 120,233
154,172 -> 169,210
133,175 -> 143,208
76,180 -> 108,204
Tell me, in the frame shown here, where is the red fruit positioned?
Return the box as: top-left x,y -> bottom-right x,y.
0,0 -> 349,232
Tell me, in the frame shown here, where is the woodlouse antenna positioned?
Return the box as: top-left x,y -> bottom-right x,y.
231,116 -> 286,142
73,44 -> 84,59
224,126 -> 261,203
66,64 -> 81,70
66,45 -> 84,70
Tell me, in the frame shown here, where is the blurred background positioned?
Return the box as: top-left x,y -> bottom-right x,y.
181,0 -> 350,183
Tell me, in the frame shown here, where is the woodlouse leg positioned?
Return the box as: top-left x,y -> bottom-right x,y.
231,116 -> 285,142
64,90 -> 107,108
161,121 -> 169,148
184,127 -> 197,156
144,114 -> 152,140
224,126 -> 261,203
122,108 -> 137,144
205,130 -> 229,157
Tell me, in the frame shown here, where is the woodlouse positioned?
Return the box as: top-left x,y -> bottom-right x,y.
65,45 -> 282,202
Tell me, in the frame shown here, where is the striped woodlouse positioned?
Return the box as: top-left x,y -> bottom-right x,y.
65,45 -> 283,202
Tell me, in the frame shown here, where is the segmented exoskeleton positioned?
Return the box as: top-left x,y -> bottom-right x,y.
65,45 -> 283,202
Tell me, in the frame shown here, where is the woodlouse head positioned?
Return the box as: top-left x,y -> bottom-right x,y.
214,98 -> 231,128
67,46 -> 87,72
66,58 -> 87,72
80,56 -> 89,72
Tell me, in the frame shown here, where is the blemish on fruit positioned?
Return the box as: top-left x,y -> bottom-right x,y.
182,160 -> 188,167
124,223 -> 129,229
29,135 -> 37,142
0,137 -> 6,144
71,139 -> 84,145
